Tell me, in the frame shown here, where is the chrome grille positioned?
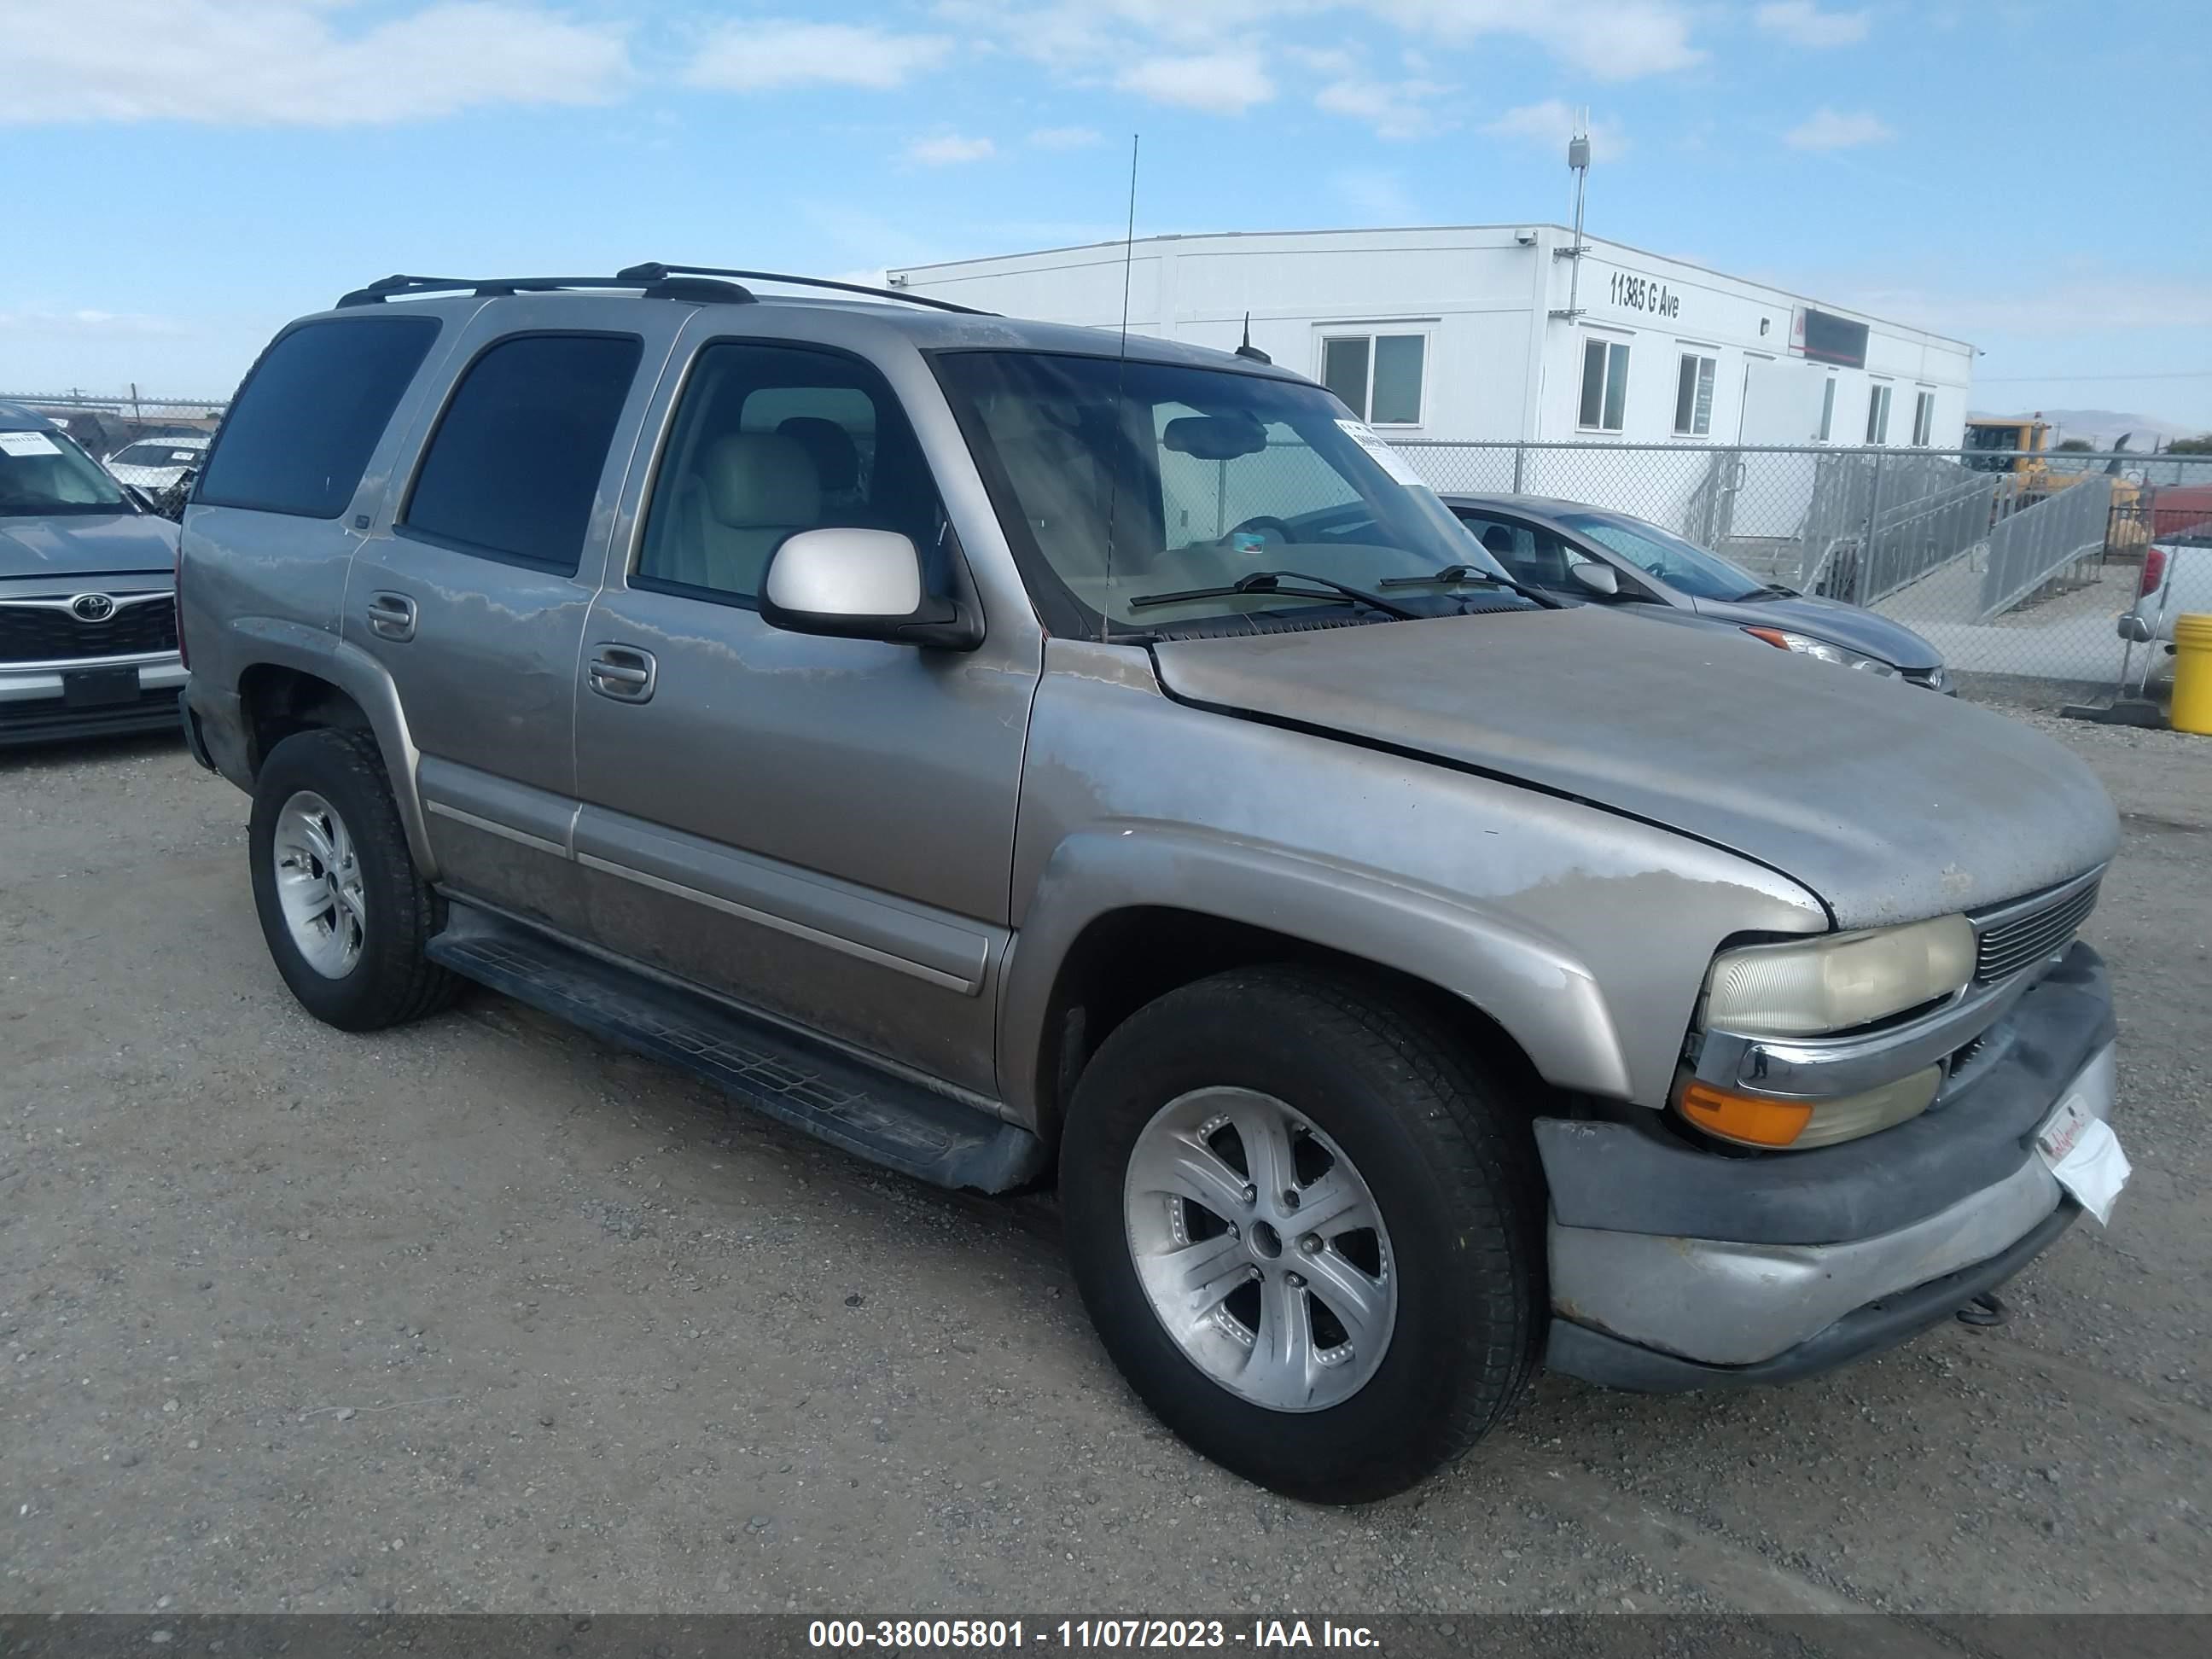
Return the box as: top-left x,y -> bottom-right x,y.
0,597 -> 177,664
1973,876 -> 2099,984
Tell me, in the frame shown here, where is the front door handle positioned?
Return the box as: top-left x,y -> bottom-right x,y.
587,643 -> 657,703
364,591 -> 417,642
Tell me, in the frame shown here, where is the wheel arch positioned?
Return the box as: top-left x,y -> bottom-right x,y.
998,829 -> 1633,1147
230,623 -> 436,876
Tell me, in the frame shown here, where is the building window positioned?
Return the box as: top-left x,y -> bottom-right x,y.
1817,378 -> 1837,443
1865,382 -> 1893,445
1579,337 -> 1630,432
1911,389 -> 1935,447
1673,352 -> 1717,437
1321,332 -> 1425,426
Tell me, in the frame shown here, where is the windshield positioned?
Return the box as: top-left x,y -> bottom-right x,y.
0,427 -> 131,517
1557,510 -> 1767,602
933,350 -> 1521,634
113,441 -> 203,467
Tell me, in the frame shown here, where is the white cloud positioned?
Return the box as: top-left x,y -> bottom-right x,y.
1784,108 -> 1895,149
1372,0 -> 1702,80
905,133 -> 998,165
1486,100 -> 1630,160
1116,52 -> 1275,113
1316,75 -> 1456,140
1753,3 -> 1871,48
0,1 -> 631,125
1027,125 -> 1104,148
687,20 -> 952,91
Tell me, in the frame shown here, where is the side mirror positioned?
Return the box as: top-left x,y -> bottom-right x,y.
759,527 -> 981,650
1567,561 -> 1621,597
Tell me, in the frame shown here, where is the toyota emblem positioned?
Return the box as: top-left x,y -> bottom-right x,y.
69,593 -> 118,623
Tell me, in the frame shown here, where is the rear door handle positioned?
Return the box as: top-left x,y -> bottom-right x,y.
587,643 -> 657,703
364,591 -> 417,642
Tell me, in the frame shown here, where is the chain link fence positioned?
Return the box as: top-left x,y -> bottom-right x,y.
1,391 -> 228,461
1400,439 -> 2212,714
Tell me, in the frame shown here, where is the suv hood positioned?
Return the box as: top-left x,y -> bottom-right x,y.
1689,591 -> 1942,673
0,511 -> 179,580
1151,608 -> 2118,928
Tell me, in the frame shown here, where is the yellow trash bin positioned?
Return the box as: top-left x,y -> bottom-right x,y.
2174,613 -> 2212,736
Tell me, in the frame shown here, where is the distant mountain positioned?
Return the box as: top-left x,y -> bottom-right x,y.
1966,407 -> 2201,450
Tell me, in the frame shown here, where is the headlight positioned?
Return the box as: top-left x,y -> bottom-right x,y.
1743,626 -> 1900,676
1702,915 -> 1975,1038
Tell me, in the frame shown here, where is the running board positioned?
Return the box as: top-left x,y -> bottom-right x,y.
427,904 -> 1045,1193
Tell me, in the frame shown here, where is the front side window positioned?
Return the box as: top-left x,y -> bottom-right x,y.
1579,338 -> 1629,432
1321,333 -> 1426,425
1912,390 -> 1935,447
636,342 -> 947,603
199,315 -> 439,518
1673,352 -> 1717,437
1866,383 -> 1893,445
0,425 -> 129,518
1558,509 -> 1768,602
400,332 -> 643,574
934,349 -> 1524,637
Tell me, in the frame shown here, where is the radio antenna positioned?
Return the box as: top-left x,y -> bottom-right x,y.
1100,133 -> 1139,643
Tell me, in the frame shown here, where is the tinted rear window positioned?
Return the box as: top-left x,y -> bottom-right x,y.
399,332 -> 643,574
196,316 -> 440,518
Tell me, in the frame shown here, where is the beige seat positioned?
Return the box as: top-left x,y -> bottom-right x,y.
668,431 -> 822,595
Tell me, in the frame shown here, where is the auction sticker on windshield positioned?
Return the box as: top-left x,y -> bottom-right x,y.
1336,418 -> 1423,488
0,431 -> 62,457
2035,1093 -> 2130,1225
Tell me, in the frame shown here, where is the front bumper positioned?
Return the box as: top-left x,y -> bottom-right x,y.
0,652 -> 186,747
1538,944 -> 2116,1390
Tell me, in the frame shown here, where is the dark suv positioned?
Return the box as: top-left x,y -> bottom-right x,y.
1,403 -> 184,747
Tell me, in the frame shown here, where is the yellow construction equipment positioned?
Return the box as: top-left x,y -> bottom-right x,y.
1962,415 -> 2145,551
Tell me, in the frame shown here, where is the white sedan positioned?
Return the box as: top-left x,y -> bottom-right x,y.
105,434 -> 209,494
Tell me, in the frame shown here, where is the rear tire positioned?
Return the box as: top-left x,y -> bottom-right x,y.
1060,966 -> 1545,1503
248,728 -> 458,1032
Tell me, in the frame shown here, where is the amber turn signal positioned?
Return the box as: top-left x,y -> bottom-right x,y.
1675,1080 -> 1815,1148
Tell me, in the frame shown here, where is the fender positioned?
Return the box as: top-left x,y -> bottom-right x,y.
996,824 -> 1633,1131
223,615 -> 439,878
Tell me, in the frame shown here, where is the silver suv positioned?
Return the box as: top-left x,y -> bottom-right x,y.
3,402 -> 184,746
180,265 -> 2126,1502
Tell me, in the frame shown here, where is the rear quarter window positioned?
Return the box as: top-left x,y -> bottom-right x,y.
196,316 -> 441,519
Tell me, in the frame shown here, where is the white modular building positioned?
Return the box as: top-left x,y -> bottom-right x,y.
888,225 -> 1975,452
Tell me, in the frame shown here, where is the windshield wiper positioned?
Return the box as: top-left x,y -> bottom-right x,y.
1126,568 -> 1422,620
1374,563 -> 1560,607
1740,583 -> 1798,600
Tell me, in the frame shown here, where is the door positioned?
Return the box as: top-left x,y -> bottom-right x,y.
342,300 -> 678,931
571,329 -> 1039,1097
1732,355 -> 1827,539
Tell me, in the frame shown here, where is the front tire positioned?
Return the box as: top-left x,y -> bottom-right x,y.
248,728 -> 458,1032
1060,967 -> 1545,1504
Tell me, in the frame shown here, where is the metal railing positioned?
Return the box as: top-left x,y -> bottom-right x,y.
1396,439 -> 2212,710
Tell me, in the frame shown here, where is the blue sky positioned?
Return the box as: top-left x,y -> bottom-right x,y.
6,0 -> 2210,434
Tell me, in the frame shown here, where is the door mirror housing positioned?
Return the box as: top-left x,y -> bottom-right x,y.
1567,560 -> 1621,597
759,527 -> 981,650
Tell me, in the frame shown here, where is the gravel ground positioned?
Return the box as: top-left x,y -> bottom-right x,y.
2,715 -> 2208,1617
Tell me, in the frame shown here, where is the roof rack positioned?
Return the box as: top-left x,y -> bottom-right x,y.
614,264 -> 992,315
335,265 -> 992,316
336,272 -> 754,308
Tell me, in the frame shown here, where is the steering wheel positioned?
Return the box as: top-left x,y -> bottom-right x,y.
1225,515 -> 1295,546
